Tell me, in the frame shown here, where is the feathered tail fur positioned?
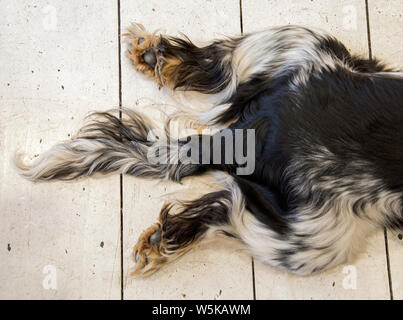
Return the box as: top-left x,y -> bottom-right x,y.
15,109 -> 199,182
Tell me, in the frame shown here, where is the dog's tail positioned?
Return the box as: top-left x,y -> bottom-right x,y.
15,109 -> 200,182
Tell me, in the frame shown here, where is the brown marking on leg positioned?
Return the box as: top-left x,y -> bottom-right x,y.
158,56 -> 182,89
196,124 -> 208,135
131,190 -> 233,277
124,23 -> 161,79
124,22 -> 236,100
124,23 -> 182,89
130,203 -> 192,277
131,222 -> 168,276
131,205 -> 197,277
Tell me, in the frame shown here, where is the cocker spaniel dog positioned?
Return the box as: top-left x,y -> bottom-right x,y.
16,23 -> 403,276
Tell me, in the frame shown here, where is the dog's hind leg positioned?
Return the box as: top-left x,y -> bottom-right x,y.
125,22 -> 238,101
126,23 -> 372,125
131,175 -> 243,276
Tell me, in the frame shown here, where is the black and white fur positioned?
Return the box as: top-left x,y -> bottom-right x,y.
16,25 -> 403,276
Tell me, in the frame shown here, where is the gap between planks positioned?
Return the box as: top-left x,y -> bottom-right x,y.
365,0 -> 393,300
117,0 -> 124,301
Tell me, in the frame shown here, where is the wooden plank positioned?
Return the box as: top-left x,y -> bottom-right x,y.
242,0 -> 390,299
0,1 -> 121,299
368,0 -> 403,300
120,0 -> 254,299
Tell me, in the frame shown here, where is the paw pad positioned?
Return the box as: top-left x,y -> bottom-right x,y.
131,223 -> 166,276
150,229 -> 161,246
143,49 -> 157,68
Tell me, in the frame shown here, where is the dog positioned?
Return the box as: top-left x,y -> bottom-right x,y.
15,23 -> 403,277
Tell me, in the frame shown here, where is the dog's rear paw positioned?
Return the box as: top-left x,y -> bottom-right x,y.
131,223 -> 167,277
125,22 -> 159,78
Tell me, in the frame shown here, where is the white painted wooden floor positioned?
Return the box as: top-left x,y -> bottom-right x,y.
1,0 -> 402,300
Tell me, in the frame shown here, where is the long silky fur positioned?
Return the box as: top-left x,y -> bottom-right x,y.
16,23 -> 403,276
15,109 -> 199,182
